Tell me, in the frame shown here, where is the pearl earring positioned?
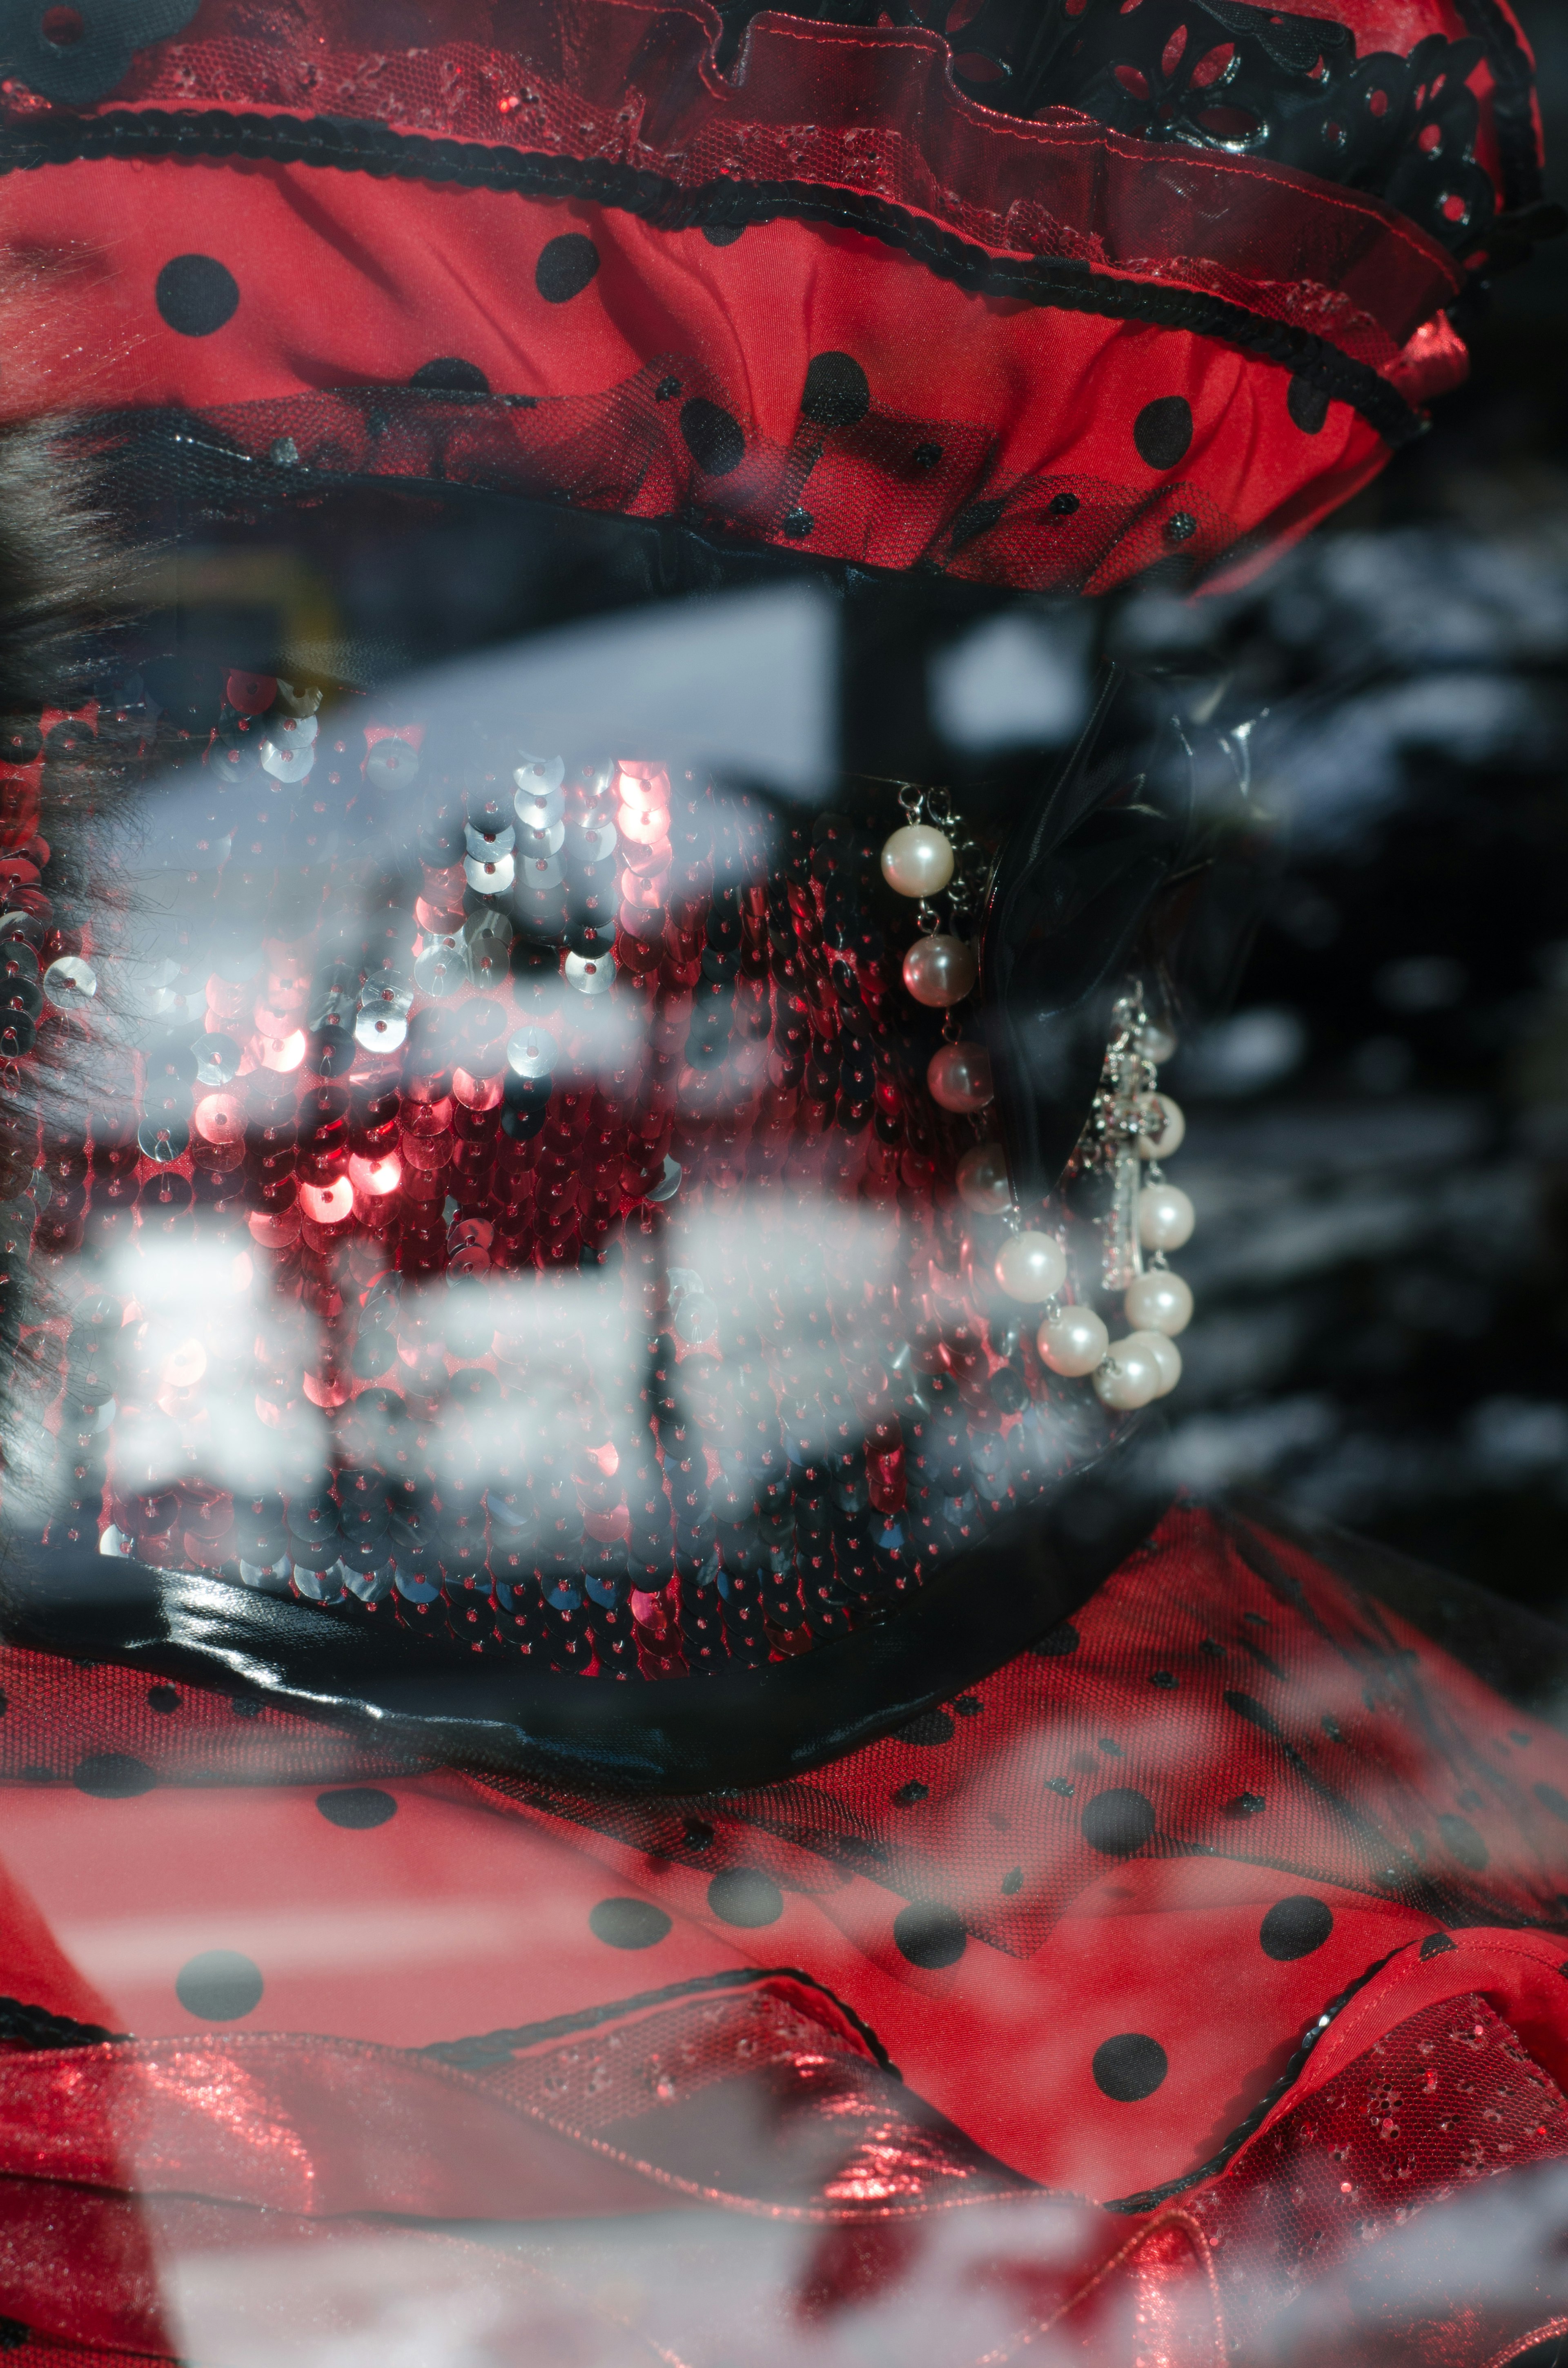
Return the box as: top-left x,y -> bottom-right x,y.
878,785 -> 991,1113
1081,987 -> 1193,1408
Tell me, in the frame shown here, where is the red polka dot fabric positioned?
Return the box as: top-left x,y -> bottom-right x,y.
5,1503 -> 1568,2199
7,1504 -> 1568,2360
0,0 -> 1539,591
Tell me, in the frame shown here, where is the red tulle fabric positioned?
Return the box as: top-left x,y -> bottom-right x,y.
0,0 -> 1521,587
5,1505 -> 1568,2361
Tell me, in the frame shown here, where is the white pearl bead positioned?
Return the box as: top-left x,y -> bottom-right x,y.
1140,1021 -> 1178,1063
1038,1304 -> 1109,1377
956,1140 -> 1011,1215
881,823 -> 954,899
994,1229 -> 1067,1303
1127,1329 -> 1182,1396
1124,1268 -> 1193,1337
1136,1092 -> 1186,1159
903,933 -> 976,1008
927,1041 -> 993,1113
1093,1335 -> 1164,1411
1137,1181 -> 1195,1252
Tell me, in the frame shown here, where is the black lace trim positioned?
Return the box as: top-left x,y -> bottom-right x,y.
0,107 -> 1424,448
788,0 -> 1497,260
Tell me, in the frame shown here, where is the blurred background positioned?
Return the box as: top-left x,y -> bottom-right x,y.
152,0 -> 1568,1616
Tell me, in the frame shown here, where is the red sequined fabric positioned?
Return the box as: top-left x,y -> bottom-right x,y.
4,1506 -> 1568,2362
4,717 -> 1136,1680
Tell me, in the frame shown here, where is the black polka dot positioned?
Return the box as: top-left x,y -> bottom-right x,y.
1049,491 -> 1080,515
410,357 -> 490,394
1092,2033 -> 1168,2101
702,221 -> 745,247
590,1896 -> 672,1949
802,352 -> 870,429
1133,395 -> 1194,471
1228,1791 -> 1265,1818
74,1752 -> 156,1798
893,1779 -> 929,1806
1536,1783 -> 1568,1822
1032,1623 -> 1080,1656
708,1866 -> 783,1927
1287,374 -> 1330,434
176,1949 -> 263,2022
1081,1788 -> 1155,1857
1150,1670 -> 1178,1689
894,1902 -> 967,1969
535,234 -> 600,304
1165,512 -> 1197,543
156,255 -> 240,338
1438,1812 -> 1488,1871
316,1787 -> 397,1829
912,441 -> 942,468
898,1709 -> 954,1747
655,375 -> 681,401
781,508 -> 814,538
954,1695 -> 983,1717
680,397 -> 745,477
147,1686 -> 179,1715
1001,1867 -> 1023,1895
1259,1895 -> 1333,1960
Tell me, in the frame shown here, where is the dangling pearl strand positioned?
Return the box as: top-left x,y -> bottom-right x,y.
880,786 -> 991,1114
1089,996 -> 1193,1408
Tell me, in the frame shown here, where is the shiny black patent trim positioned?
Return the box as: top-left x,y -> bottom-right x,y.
0,1422 -> 1170,1797
0,107 -> 1423,447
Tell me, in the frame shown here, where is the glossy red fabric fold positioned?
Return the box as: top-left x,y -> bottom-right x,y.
5,1944 -> 1568,2364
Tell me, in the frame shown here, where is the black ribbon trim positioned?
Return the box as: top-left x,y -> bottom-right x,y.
0,106 -> 1425,449
0,1423 -> 1169,1797
1102,1942 -> 1406,2213
421,1963 -> 899,2074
